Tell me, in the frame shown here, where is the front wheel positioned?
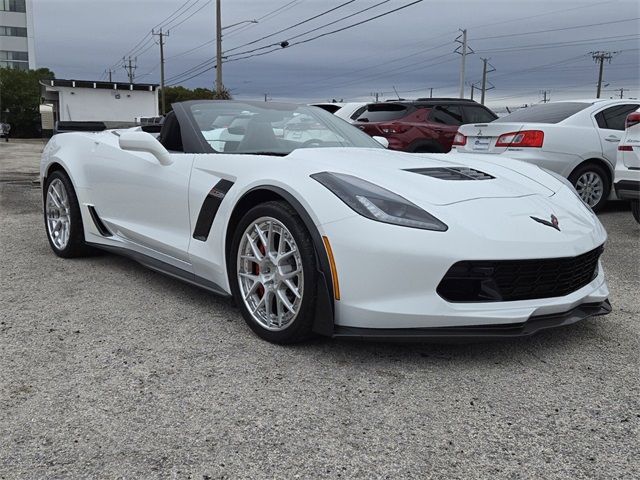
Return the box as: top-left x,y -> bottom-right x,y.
631,200 -> 640,224
229,201 -> 318,343
43,170 -> 90,258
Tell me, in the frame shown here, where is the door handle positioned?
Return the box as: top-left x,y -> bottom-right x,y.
605,136 -> 620,142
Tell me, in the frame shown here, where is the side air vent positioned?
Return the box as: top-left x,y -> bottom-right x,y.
406,167 -> 494,180
87,205 -> 112,237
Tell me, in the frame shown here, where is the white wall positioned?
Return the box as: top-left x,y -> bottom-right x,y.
56,86 -> 159,122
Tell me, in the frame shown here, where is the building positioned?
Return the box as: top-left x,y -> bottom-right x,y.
0,0 -> 35,70
40,79 -> 159,134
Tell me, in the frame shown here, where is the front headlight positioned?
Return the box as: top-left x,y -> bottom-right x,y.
311,172 -> 448,231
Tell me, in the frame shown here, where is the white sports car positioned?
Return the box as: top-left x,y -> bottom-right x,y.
41,100 -> 611,343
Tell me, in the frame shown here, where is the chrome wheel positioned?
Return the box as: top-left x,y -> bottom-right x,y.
237,217 -> 304,331
575,171 -> 604,207
45,178 -> 71,250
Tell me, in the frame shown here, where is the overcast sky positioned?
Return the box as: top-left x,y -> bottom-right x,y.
32,0 -> 640,108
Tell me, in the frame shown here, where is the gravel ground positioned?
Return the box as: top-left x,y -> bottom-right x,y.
1,140 -> 639,479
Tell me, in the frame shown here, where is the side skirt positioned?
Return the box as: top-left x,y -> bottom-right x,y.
87,242 -> 231,297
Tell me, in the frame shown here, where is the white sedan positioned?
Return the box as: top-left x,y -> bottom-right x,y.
614,110 -> 640,223
41,100 -> 610,343
453,99 -> 640,210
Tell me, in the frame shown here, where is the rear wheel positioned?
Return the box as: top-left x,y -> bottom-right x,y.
43,171 -> 90,258
230,201 -> 318,343
631,200 -> 640,224
569,163 -> 610,212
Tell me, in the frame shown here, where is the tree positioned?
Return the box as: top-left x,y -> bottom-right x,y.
0,67 -> 54,137
161,85 -> 232,111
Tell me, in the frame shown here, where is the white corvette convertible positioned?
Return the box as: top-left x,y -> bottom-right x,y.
41,101 -> 611,343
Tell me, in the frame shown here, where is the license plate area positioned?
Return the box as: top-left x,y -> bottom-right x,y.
472,136 -> 491,151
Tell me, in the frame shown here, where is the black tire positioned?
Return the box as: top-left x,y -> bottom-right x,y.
229,201 -> 318,344
568,163 -> 611,212
43,170 -> 91,258
631,200 -> 640,224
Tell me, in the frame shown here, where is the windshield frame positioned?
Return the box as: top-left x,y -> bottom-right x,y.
173,100 -> 383,155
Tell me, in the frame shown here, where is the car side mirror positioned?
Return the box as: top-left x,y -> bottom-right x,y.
372,136 -> 389,148
118,131 -> 173,165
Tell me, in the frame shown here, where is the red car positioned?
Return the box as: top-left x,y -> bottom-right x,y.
354,99 -> 497,153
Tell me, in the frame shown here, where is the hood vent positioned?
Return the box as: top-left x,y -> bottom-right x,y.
405,167 -> 494,181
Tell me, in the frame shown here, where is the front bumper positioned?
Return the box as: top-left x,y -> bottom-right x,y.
333,300 -> 611,340
320,198 -> 607,330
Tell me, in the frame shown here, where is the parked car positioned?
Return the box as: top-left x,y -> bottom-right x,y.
334,102 -> 368,123
310,102 -> 344,114
40,100 -> 609,343
614,110 -> 640,223
454,99 -> 640,211
353,99 -> 497,153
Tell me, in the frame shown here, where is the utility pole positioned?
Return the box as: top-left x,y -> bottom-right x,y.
480,58 -> 495,105
264,93 -> 268,102
153,28 -> 169,115
540,90 -> 551,103
591,51 -> 615,99
429,87 -> 433,98
122,56 -> 137,83
455,29 -> 473,99
617,87 -> 627,99
371,92 -> 380,102
107,68 -> 113,82
470,84 -> 476,101
215,0 -> 223,95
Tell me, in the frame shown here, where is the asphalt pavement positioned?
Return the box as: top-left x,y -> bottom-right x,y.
1,140 -> 638,479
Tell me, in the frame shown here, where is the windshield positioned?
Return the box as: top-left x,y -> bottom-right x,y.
494,102 -> 591,124
190,101 -> 382,155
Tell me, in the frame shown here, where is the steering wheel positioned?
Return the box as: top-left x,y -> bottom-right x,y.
301,139 -> 325,148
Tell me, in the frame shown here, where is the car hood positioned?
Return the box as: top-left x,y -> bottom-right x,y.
286,147 -> 560,206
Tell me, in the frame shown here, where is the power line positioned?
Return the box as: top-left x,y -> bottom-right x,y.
164,0 -> 212,31
224,0 -> 358,54
167,0 -> 424,85
472,17 -> 639,41
226,1 -> 424,61
223,0 -> 392,59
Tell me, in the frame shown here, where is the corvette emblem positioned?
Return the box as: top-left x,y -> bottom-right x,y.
530,214 -> 560,231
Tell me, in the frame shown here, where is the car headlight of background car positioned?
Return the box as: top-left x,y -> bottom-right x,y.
311,171 -> 448,231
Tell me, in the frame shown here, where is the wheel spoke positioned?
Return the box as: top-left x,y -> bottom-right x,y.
283,279 -> 301,299
254,224 -> 268,250
277,289 -> 296,313
245,233 -> 264,261
47,191 -> 61,208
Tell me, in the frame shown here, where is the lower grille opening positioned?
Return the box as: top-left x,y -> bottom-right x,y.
437,245 -> 603,302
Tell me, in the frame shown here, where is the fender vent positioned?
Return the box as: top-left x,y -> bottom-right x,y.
87,205 -> 112,237
406,167 -> 494,180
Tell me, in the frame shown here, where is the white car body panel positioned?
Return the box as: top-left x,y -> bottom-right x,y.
334,102 -> 369,123
41,102 -> 610,336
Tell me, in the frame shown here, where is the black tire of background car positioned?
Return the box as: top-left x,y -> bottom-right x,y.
229,201 -> 318,344
568,162 -> 611,212
631,200 -> 640,224
43,171 -> 92,258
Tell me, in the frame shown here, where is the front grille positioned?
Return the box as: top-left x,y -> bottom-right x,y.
437,245 -> 603,302
406,167 -> 494,180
